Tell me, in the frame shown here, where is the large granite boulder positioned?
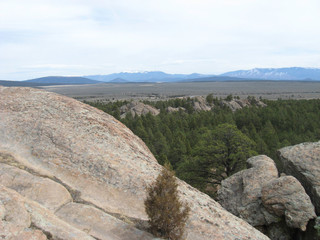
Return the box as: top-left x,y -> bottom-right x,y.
0,86 -> 268,240
221,98 -> 267,112
261,176 -> 316,231
218,155 -> 279,226
278,141 -> 320,214
192,96 -> 212,111
218,155 -> 316,238
221,100 -> 243,112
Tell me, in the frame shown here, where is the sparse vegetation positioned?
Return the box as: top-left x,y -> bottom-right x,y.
145,163 -> 190,240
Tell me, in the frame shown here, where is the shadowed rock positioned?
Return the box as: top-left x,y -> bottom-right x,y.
0,86 -> 268,240
218,155 -> 316,238
262,176 -> 316,231
218,155 -> 279,226
278,141 -> 320,214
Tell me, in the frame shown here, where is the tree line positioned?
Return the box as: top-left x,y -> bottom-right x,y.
87,96 -> 320,197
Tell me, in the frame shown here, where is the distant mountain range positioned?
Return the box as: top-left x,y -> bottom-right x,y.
85,71 -> 211,82
1,67 -> 319,86
26,76 -> 101,84
0,76 -> 101,87
221,67 -> 320,81
86,68 -> 320,82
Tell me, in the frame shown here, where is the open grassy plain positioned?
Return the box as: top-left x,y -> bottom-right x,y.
40,81 -> 320,102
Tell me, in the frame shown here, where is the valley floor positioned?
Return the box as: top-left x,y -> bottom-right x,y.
40,81 -> 320,102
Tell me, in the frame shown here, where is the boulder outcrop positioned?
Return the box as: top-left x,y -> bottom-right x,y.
221,100 -> 243,112
192,96 -> 212,111
278,141 -> 320,215
218,155 -> 280,227
218,155 -> 316,239
0,86 -> 268,239
120,101 -> 160,118
221,98 -> 267,112
262,176 -> 316,230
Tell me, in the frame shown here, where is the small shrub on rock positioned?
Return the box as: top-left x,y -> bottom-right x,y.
145,163 -> 190,240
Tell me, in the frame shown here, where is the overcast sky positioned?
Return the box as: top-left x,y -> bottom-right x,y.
1,0 -> 320,80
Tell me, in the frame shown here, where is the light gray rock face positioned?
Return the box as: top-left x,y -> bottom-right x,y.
0,156 -> 151,240
235,99 -> 250,108
55,203 -> 154,240
120,101 -> 160,118
221,99 -> 267,112
261,176 -> 316,231
278,141 -> 320,215
0,162 -> 72,211
192,96 -> 212,111
218,155 -> 279,226
222,100 -> 243,112
0,185 -> 94,240
218,155 -> 316,237
0,86 -> 269,240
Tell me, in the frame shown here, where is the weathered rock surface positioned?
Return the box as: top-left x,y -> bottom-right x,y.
278,141 -> 320,214
218,155 -> 316,238
0,185 -> 94,240
262,176 -> 316,231
0,162 -> 71,211
0,86 -> 269,240
222,100 -> 243,112
218,155 -> 279,226
56,202 -> 153,240
192,96 -> 212,111
221,98 -> 267,112
120,101 -> 160,118
235,99 -> 250,108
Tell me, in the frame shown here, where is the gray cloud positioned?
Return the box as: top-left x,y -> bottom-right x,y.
1,0 -> 320,80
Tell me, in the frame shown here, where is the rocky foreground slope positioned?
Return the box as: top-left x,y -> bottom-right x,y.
0,86 -> 268,239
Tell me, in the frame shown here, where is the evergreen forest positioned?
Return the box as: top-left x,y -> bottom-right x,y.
87,96 -> 320,198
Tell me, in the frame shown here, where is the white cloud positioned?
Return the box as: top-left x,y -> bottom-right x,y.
0,0 -> 320,79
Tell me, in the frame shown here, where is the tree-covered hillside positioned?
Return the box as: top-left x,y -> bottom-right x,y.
87,96 -> 320,197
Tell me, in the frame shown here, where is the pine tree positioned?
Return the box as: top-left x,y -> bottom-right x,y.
144,163 -> 190,240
